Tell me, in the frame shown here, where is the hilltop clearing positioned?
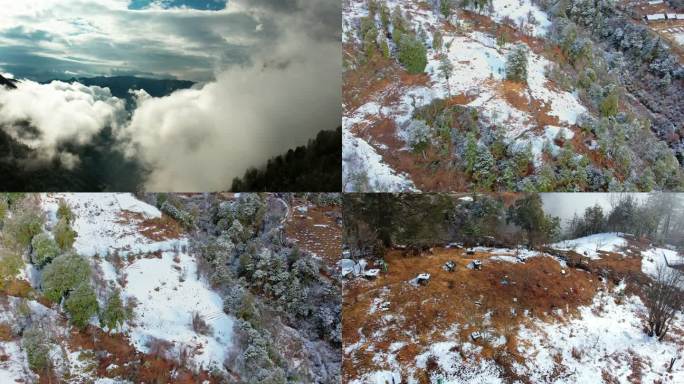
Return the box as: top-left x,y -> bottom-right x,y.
343,235 -> 684,383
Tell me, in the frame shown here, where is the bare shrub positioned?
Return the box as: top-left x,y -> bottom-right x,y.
191,311 -> 213,336
571,346 -> 583,360
644,264 -> 683,341
146,337 -> 174,359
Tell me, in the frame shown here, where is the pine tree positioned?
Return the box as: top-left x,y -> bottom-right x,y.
31,233 -> 60,268
53,218 -> 76,251
406,120 -> 431,153
464,132 -> 479,175
42,252 -> 91,303
100,289 -> 128,331
379,36 -> 390,58
379,4 -> 390,30
433,30 -> 443,51
473,148 -> 496,190
439,54 -> 453,96
65,282 -> 98,329
599,89 -> 619,117
507,194 -> 560,248
506,44 -> 529,83
440,0 -> 451,18
363,23 -> 379,59
23,326 -> 51,373
56,200 -> 74,224
391,6 -> 406,41
4,202 -> 44,250
398,34 -> 428,74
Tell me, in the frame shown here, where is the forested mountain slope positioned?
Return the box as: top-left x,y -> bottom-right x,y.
343,0 -> 684,192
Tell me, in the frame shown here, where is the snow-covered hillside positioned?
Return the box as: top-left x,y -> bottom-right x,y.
0,193 -> 343,383
39,194 -> 235,373
343,0 -> 684,192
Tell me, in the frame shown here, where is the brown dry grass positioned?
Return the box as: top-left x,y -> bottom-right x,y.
67,326 -> 221,383
0,323 -> 12,341
2,279 -> 33,298
284,199 -> 342,270
117,211 -> 184,242
343,247 -> 604,381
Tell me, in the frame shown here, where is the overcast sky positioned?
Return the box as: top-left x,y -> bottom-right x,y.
0,0 -> 341,191
541,193 -> 651,227
0,0 -> 283,81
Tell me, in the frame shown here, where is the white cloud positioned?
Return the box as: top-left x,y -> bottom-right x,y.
0,79 -> 125,162
121,28 -> 341,191
0,0 -> 265,81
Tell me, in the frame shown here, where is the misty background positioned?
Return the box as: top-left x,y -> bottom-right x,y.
541,193 -> 651,227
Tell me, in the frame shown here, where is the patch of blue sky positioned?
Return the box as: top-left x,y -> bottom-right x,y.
128,0 -> 227,11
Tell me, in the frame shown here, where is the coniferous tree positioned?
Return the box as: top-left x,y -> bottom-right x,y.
100,289 -> 128,331
506,44 -> 529,83
65,282 -> 99,329
398,34 -> 428,74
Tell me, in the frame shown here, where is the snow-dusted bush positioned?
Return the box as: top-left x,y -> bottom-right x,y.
100,289 -> 129,332
235,194 -> 267,227
52,218 -> 76,251
227,219 -> 250,244
238,321 -> 285,384
398,34 -> 428,74
405,120 -> 431,152
64,282 -> 98,329
23,325 -> 51,373
645,264 -> 683,341
31,233 -> 60,267
41,252 -> 91,303
3,200 -> 44,250
161,201 -> 195,229
506,44 -> 529,83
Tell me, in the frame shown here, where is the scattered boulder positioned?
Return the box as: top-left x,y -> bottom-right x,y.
409,273 -> 431,286
443,260 -> 456,272
467,260 -> 482,270
364,269 -> 380,279
338,258 -> 369,278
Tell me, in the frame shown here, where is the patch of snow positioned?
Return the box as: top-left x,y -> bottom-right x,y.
124,251 -> 235,372
414,341 -> 503,383
350,370 -> 402,384
490,0 -> 551,37
517,291 -> 684,383
641,246 -> 683,282
551,233 -> 627,259
343,129 -> 418,192
41,193 -> 185,257
490,255 -> 519,263
527,55 -> 586,125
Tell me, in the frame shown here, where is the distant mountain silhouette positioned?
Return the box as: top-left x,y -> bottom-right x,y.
72,76 -> 194,98
0,74 -> 17,89
231,127 -> 342,192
